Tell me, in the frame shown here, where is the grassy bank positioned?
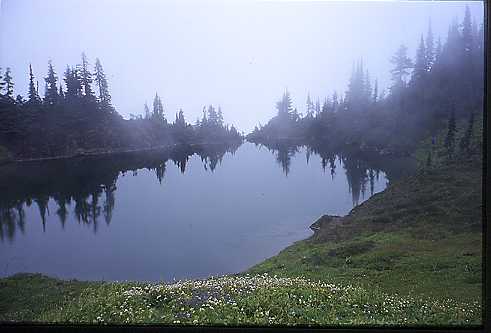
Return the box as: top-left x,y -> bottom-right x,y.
0,118 -> 483,326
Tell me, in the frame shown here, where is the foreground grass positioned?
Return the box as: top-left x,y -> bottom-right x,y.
0,273 -> 481,326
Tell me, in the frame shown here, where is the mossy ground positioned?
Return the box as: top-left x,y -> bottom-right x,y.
0,117 -> 483,326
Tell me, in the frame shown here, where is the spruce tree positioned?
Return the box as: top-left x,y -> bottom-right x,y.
44,61 -> 58,105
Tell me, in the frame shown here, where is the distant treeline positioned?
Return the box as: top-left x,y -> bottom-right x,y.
247,6 -> 484,155
0,55 -> 242,160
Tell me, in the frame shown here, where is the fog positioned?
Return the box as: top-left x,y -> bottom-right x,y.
0,0 -> 483,132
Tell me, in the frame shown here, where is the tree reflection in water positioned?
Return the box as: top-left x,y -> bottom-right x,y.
0,143 -> 240,241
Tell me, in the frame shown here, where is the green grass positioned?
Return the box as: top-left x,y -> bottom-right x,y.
0,273 -> 481,326
0,117 -> 483,326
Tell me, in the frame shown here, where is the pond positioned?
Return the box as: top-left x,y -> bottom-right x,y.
0,142 -> 415,282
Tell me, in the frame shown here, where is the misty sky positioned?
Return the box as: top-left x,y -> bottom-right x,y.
0,0 -> 484,132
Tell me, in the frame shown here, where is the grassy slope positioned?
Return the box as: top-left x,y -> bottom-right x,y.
0,116 -> 483,326
248,113 -> 483,303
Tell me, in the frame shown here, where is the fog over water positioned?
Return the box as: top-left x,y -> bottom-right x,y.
0,0 -> 483,132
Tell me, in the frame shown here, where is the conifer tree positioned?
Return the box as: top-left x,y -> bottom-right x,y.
306,93 -> 314,117
58,84 -> 64,103
144,102 -> 150,119
94,58 -> 111,106
3,67 -> 14,98
412,35 -> 427,84
425,19 -> 434,71
435,37 -> 442,63
44,61 -> 58,105
28,64 -> 41,104
390,45 -> 413,91
364,70 -> 372,102
315,99 -> 321,116
462,6 -> 473,56
217,106 -> 224,126
373,79 -> 378,104
152,93 -> 165,122
332,92 -> 338,111
80,52 -> 94,100
276,89 -> 293,117
0,67 -> 4,93
64,66 -> 82,100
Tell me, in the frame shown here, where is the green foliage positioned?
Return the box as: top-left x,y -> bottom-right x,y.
0,273 -> 480,326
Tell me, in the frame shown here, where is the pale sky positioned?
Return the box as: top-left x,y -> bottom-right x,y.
0,0 -> 484,132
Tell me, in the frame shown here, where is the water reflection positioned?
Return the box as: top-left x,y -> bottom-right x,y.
0,141 -> 416,244
256,142 -> 415,206
0,143 -> 240,241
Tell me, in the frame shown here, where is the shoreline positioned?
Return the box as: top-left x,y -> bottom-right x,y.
1,140 -> 244,165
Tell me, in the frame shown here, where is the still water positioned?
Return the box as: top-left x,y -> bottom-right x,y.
0,142 -> 414,281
